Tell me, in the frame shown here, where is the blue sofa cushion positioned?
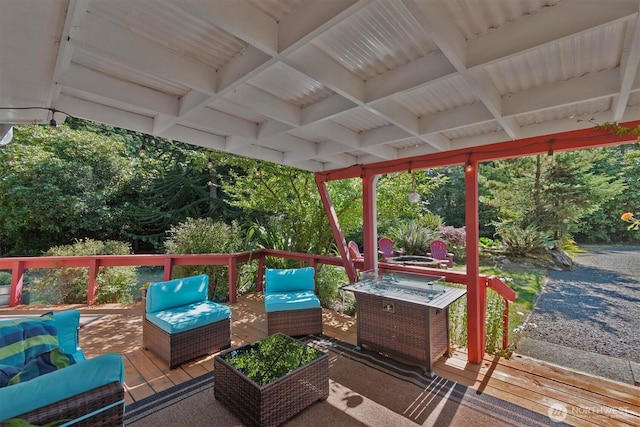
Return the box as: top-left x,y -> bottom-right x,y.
146,300 -> 231,334
0,353 -> 125,421
265,267 -> 315,294
264,291 -> 321,313
146,275 -> 209,313
6,347 -> 76,387
0,364 -> 20,387
0,324 -> 25,368
0,313 -> 59,369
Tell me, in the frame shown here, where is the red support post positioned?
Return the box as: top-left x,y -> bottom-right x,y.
503,299 -> 510,350
228,256 -> 237,303
465,158 -> 486,364
9,260 -> 25,307
256,255 -> 265,292
362,175 -> 378,272
87,258 -> 99,305
163,257 -> 173,281
315,174 -> 357,283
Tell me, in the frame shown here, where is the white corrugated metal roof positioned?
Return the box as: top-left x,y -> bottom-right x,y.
3,0 -> 640,171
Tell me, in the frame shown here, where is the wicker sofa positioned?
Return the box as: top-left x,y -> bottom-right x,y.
0,310 -> 125,426
143,274 -> 232,369
264,267 -> 323,337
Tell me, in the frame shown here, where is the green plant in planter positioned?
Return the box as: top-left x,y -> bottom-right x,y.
221,334 -> 323,386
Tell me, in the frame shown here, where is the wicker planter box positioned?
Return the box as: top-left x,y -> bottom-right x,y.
214,333 -> 329,427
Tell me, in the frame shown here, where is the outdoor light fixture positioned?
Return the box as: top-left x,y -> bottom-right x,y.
465,154 -> 473,173
208,157 -> 213,169
139,144 -> 146,157
0,106 -> 68,127
547,148 -> 554,162
408,168 -> 420,204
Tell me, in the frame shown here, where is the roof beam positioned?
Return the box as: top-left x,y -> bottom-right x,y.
613,17 -> 640,121
69,13 -> 217,95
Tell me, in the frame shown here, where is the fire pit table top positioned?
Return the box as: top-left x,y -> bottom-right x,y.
343,269 -> 465,309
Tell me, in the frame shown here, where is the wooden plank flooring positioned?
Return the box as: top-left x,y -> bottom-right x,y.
2,295 -> 639,426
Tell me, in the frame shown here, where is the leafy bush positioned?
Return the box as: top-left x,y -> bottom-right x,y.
315,265 -> 354,314
494,223 -> 554,257
439,225 -> 466,262
390,220 -> 440,255
164,218 -> 244,302
417,212 -> 442,231
449,287 -> 512,356
28,239 -> 136,304
0,271 -> 11,287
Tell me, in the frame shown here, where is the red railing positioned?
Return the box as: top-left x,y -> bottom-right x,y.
0,251 -> 516,349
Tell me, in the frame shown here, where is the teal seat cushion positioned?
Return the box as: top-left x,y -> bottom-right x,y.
264,291 -> 321,313
0,352 -> 124,421
265,267 -> 315,293
146,274 -> 209,313
146,301 -> 231,334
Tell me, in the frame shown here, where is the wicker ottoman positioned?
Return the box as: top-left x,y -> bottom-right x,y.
214,333 -> 329,427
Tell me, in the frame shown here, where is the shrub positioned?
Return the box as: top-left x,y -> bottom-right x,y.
418,212 -> 442,231
0,271 -> 11,287
164,218 -> 244,302
315,265 -> 353,312
494,223 -> 554,257
390,220 -> 440,255
448,287 -> 512,356
28,239 -> 136,304
439,225 -> 466,262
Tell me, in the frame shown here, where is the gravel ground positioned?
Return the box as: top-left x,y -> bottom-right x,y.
520,245 -> 640,362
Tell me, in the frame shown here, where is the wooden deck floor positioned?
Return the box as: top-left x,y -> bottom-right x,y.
2,294 -> 639,426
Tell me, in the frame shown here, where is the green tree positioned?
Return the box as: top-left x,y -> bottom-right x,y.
574,144 -> 640,242
483,150 -> 624,243
0,125 -> 134,255
222,160 -> 361,256
164,217 -> 244,302
375,170 -> 447,235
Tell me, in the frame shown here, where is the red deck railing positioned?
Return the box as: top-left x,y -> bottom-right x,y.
0,250 -> 516,349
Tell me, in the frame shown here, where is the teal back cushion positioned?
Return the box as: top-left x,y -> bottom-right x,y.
146,274 -> 209,313
265,267 -> 315,294
53,310 -> 80,355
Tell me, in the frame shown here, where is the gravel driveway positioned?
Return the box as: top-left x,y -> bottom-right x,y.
520,245 -> 640,363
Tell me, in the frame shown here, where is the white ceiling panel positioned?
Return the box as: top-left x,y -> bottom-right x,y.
2,0 -> 640,171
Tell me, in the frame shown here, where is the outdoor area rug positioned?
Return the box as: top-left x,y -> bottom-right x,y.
124,334 -> 567,426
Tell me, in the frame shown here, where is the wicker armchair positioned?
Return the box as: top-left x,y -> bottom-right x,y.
264,267 -> 323,337
143,275 -> 231,369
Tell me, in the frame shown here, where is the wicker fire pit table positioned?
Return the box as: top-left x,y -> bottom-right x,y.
214,333 -> 329,427
343,269 -> 466,376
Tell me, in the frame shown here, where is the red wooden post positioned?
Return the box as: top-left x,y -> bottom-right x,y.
87,257 -> 99,305
228,255 -> 237,304
465,158 -> 486,363
163,256 -> 173,281
362,174 -> 378,272
256,254 -> 265,292
9,260 -> 25,307
315,175 -> 357,283
503,298 -> 510,350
